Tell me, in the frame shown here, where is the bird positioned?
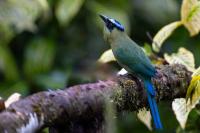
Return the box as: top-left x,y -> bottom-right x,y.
99,14 -> 163,129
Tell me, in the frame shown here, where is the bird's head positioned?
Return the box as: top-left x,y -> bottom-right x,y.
99,14 -> 125,43
99,14 -> 124,32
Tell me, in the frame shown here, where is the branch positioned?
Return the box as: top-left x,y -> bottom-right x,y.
0,64 -> 191,133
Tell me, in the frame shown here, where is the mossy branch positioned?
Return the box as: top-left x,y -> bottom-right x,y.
0,64 -> 191,133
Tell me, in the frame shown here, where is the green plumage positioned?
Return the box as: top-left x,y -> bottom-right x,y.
100,15 -> 163,129
108,29 -> 156,79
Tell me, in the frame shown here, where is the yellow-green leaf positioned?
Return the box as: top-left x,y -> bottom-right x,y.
164,47 -> 195,72
137,108 -> 152,131
181,0 -> 200,36
172,98 -> 192,129
181,0 -> 198,21
98,49 -> 116,63
152,21 -> 182,52
185,67 -> 200,116
142,43 -> 153,56
56,0 -> 84,26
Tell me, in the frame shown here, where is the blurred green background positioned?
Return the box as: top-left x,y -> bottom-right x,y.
0,0 -> 200,132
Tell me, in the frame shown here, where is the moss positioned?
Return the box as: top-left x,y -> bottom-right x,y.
112,86 -> 124,111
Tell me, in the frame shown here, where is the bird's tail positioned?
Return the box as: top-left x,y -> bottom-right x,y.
144,79 -> 163,129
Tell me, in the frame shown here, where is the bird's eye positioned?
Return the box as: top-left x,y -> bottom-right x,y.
106,22 -> 114,31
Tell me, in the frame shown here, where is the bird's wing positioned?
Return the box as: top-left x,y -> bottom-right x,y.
114,42 -> 156,78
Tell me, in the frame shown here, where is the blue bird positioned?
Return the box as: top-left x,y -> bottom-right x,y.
99,14 -> 163,129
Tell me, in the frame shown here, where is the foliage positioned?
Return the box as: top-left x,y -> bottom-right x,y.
0,0 -> 200,132
186,68 -> 200,108
164,47 -> 195,72
172,98 -> 190,129
152,0 -> 200,52
98,49 -> 116,63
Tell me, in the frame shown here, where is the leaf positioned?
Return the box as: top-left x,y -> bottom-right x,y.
98,49 -> 116,63
192,66 -> 200,76
142,43 -> 153,56
186,72 -> 200,109
185,68 -> 200,124
0,0 -> 49,33
172,98 -> 192,129
181,0 -> 200,36
181,0 -> 198,21
184,109 -> 200,131
23,38 -> 56,78
37,0 -> 49,11
137,108 -> 152,131
0,45 -> 19,81
164,47 -> 195,72
56,0 -> 84,26
0,0 -> 49,45
5,93 -> 21,108
152,21 -> 182,52
186,75 -> 200,105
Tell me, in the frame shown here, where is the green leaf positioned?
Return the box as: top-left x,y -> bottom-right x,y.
181,0 -> 200,36
56,0 -> 84,26
142,43 -> 153,56
98,49 -> 116,63
0,45 -> 19,81
185,109 -> 200,132
186,75 -> 200,106
152,21 -> 182,52
23,38 -> 56,78
164,47 -> 195,72
186,66 -> 200,109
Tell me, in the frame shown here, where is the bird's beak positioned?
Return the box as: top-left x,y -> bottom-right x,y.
99,14 -> 108,24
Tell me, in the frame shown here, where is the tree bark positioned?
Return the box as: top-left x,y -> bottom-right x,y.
0,64 -> 192,133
